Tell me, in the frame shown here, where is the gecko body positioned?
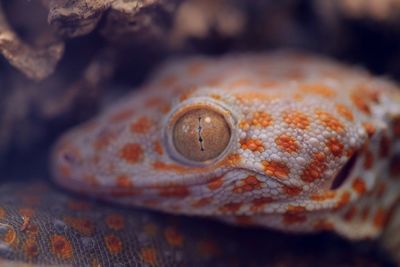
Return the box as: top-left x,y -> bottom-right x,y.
52,51 -> 400,261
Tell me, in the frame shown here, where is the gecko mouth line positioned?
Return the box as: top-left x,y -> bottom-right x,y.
330,152 -> 358,190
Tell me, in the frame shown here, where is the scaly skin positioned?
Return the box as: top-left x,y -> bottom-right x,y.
0,182 -> 389,266
52,51 -> 400,261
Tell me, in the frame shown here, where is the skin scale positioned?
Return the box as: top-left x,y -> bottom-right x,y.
52,51 -> 400,262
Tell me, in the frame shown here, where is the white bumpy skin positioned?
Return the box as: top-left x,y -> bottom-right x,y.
52,51 -> 400,261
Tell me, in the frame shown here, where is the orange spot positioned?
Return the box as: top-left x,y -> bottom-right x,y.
343,206 -> 356,221
130,116 -> 152,134
246,112 -> 274,128
286,69 -> 304,80
58,164 -> 71,178
187,61 -> 205,76
207,78 -> 221,87
104,234 -> 122,254
336,104 -> 354,121
51,235 -> 73,260
153,141 -> 164,155
120,143 -> 144,164
224,153 -> 241,166
346,147 -> 357,158
336,191 -> 351,208
364,149 -> 374,170
282,110 -> 310,130
314,219 -> 334,231
230,79 -> 252,89
373,208 -> 387,228
300,152 -> 327,182
164,227 -> 184,247
207,176 -> 224,190
235,216 -> 253,225
315,109 -> 344,133
191,197 -> 213,208
140,247 -> 157,265
0,207 -> 5,219
250,197 -> 274,212
1,226 -> 16,246
219,202 -> 242,213
235,92 -> 279,102
259,81 -> 278,88
299,83 -> 336,98
351,91 -> 371,115
361,206 -> 370,220
262,160 -> 290,179
233,176 -> 262,193
67,200 -> 91,211
145,96 -> 163,106
282,213 -> 306,225
116,175 -> 134,188
287,205 -> 306,213
178,90 -> 194,102
23,238 -> 39,258
109,108 -> 135,123
379,133 -> 391,158
240,138 -> 265,152
160,74 -> 178,87
325,137 -> 344,157
93,129 -> 119,151
282,186 -> 302,196
159,186 -> 189,198
105,214 -> 125,230
363,122 -> 376,138
366,89 -> 380,103
238,120 -> 250,130
275,134 -> 299,153
64,217 -> 94,236
311,191 -> 336,201
144,96 -> 170,113
352,177 -> 367,195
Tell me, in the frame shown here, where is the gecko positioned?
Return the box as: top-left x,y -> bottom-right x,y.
51,51 -> 400,263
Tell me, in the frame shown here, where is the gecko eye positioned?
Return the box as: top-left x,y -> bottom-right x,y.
167,106 -> 233,165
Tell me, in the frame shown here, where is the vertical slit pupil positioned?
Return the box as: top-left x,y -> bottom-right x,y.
198,117 -> 204,151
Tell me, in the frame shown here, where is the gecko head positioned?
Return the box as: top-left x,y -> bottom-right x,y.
52,84 -> 374,221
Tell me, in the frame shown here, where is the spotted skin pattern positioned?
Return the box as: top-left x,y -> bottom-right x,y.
1,182 -> 391,266
52,52 -> 400,262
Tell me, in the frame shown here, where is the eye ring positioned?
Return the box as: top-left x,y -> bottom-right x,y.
164,98 -> 236,166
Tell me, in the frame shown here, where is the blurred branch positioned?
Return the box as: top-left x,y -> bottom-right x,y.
0,4 -> 64,81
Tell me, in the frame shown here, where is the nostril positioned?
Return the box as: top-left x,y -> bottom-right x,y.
58,146 -> 81,166
62,152 -> 76,163
330,152 -> 358,190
